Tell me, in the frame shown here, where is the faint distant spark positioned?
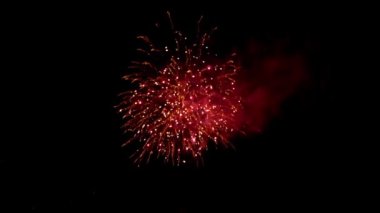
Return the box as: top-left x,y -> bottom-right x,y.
116,12 -> 242,166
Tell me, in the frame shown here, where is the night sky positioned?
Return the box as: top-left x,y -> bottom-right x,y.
2,1 -> 364,212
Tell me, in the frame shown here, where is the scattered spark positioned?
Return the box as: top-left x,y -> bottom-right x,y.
116,12 -> 242,166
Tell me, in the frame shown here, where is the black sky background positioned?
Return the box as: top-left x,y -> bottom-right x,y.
2,1 -> 369,212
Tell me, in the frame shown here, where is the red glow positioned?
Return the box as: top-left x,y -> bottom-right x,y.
239,41 -> 308,132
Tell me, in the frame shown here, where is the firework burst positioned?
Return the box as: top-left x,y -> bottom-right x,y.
117,12 -> 242,166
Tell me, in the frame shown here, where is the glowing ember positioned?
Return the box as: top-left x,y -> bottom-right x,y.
116,12 -> 242,166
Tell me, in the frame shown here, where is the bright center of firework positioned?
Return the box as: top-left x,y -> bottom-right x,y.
117,19 -> 241,165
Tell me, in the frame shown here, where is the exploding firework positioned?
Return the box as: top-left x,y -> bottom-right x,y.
116,12 -> 242,166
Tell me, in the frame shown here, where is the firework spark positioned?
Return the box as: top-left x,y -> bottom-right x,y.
117,12 -> 242,166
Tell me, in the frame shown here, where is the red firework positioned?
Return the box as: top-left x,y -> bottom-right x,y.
117,12 -> 242,166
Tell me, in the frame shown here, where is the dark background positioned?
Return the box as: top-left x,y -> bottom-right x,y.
2,1 -> 367,212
